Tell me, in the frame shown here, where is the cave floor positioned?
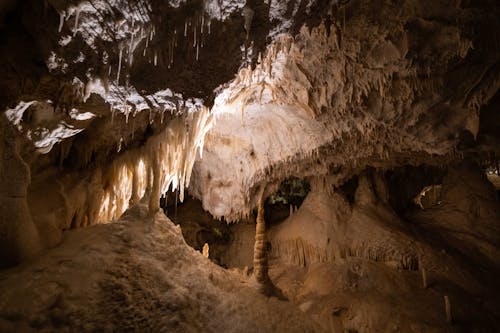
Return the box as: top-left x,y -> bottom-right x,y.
1,196 -> 500,332
0,203 -> 321,333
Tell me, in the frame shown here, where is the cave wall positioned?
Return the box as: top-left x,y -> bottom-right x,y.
0,116 -> 41,268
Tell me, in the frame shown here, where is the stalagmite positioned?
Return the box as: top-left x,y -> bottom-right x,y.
419,256 -> 428,289
421,266 -> 428,289
444,296 -> 453,324
253,187 -> 269,285
202,243 -> 209,258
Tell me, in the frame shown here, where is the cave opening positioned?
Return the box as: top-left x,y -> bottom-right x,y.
265,177 -> 311,226
159,176 -> 311,269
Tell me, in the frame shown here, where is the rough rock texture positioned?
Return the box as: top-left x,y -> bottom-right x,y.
270,256 -> 497,332
199,165 -> 500,331
0,104 -> 212,267
0,116 -> 41,267
0,203 -> 323,332
163,196 -> 233,265
0,0 -> 499,330
412,160 -> 500,267
270,173 -> 422,269
0,0 -> 335,266
191,0 -> 500,220
0,0 -> 498,263
264,166 -> 499,332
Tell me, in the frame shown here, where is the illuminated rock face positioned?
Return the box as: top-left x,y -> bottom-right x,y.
191,0 -> 499,221
0,0 -> 260,266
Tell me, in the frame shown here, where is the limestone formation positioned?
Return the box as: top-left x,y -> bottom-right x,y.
0,0 -> 499,331
0,116 -> 41,267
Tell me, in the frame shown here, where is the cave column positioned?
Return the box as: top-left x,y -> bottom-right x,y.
0,116 -> 41,268
253,186 -> 271,288
354,171 -> 377,206
355,169 -> 391,207
148,152 -> 161,213
130,164 -> 141,206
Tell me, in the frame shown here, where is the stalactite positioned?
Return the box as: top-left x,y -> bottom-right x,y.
193,24 -> 196,48
128,33 -> 134,65
272,236 -> 419,270
169,37 -> 174,67
272,238 -> 332,267
143,160 -> 153,198
73,8 -> 80,37
242,6 -> 254,40
116,48 -> 123,83
130,163 -> 141,206
58,11 -> 66,32
57,106 -> 213,225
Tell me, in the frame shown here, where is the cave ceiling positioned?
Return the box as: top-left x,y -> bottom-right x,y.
0,0 -> 499,221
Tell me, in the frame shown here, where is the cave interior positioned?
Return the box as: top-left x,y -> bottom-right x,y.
0,0 -> 499,332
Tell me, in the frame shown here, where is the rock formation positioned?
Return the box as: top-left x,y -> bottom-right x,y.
0,0 -> 499,331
